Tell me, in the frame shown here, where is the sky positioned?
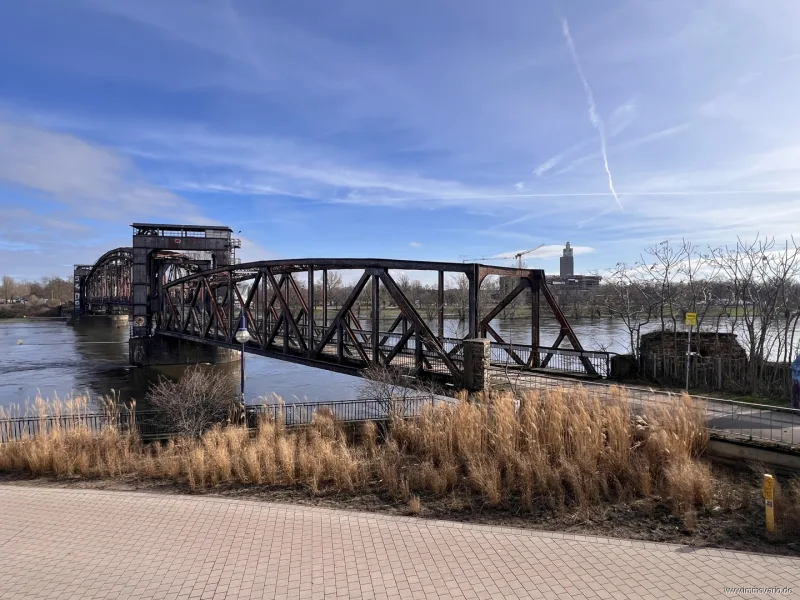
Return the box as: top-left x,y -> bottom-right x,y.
1,0 -> 800,279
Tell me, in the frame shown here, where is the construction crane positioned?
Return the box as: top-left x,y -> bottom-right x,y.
460,244 -> 545,268
513,243 -> 545,268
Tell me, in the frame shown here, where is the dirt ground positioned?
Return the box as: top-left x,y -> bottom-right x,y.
2,470 -> 797,558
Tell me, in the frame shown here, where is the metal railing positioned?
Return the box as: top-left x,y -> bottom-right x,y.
512,372 -> 800,449
3,383 -> 797,451
249,396 -> 443,426
488,343 -> 612,378
1,397 -> 448,443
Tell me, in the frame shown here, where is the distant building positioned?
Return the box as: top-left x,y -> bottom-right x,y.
560,242 -> 574,277
495,241 -> 601,298
549,242 -> 601,291
547,274 -> 602,291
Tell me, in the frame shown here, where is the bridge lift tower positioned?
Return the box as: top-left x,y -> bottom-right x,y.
131,223 -> 239,338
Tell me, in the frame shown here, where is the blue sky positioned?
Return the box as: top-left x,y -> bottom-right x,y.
1,0 -> 799,279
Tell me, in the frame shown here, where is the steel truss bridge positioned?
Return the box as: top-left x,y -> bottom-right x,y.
74,224 -> 611,384
73,248 -> 133,315
74,245 -> 214,318
154,259 -> 610,382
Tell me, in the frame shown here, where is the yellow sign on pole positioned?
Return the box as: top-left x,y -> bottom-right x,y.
685,312 -> 697,326
763,474 -> 776,533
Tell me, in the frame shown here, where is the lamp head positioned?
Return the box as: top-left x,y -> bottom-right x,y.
235,314 -> 251,343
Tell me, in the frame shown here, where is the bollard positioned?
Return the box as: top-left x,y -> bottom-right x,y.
762,474 -> 776,534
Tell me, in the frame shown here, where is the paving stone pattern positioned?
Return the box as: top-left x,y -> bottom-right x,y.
0,486 -> 797,599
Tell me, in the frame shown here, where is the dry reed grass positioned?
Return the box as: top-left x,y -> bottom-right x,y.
2,387 -> 797,536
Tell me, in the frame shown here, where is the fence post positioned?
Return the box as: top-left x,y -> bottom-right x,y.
717,357 -> 722,390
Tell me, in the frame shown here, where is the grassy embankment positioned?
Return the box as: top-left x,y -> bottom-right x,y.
1,388 -> 799,552
0,303 -> 64,319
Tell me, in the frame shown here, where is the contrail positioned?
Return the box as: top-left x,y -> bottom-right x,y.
560,18 -> 623,211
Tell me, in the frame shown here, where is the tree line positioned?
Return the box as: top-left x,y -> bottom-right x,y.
0,275 -> 73,304
594,237 -> 800,394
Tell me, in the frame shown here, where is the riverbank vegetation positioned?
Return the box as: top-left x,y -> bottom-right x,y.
2,388 -> 798,554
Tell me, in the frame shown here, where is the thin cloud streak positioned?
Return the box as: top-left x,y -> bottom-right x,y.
560,18 -> 623,211
333,188 -> 800,205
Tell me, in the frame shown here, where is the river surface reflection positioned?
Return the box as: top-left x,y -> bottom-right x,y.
0,316 -> 658,411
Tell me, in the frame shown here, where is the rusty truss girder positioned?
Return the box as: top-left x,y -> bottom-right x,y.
154,258 -> 598,381
81,247 -> 133,313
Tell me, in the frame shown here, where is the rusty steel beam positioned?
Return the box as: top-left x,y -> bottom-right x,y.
150,255 -> 600,380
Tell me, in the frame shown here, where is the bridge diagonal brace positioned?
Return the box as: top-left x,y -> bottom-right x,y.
377,270 -> 461,378
203,278 -> 227,340
541,331 -> 566,369
480,280 -> 528,333
341,318 -> 370,364
233,284 -> 264,347
265,313 -> 284,349
181,279 -> 203,333
263,271 -> 285,322
164,291 -> 182,332
264,270 -> 308,354
287,275 -> 310,319
483,323 -> 525,366
540,281 -> 597,376
243,272 -> 262,312
383,322 -> 415,366
447,342 -> 464,358
379,313 -> 406,346
313,272 -> 371,357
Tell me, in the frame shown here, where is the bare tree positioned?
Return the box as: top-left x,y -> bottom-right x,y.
641,240 -> 687,335
146,366 -> 237,437
710,236 -> 800,394
396,272 -> 410,292
1,276 -> 15,303
358,364 -> 441,428
602,263 -> 658,359
450,274 -> 470,322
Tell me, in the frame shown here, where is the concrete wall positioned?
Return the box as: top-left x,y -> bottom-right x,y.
129,335 -> 239,367
706,438 -> 800,474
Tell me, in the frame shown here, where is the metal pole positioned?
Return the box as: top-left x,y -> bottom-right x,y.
240,342 -> 245,403
239,312 -> 246,406
685,325 -> 692,391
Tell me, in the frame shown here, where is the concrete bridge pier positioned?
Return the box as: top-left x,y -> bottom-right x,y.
129,335 -> 239,367
463,338 -> 491,392
68,314 -> 129,328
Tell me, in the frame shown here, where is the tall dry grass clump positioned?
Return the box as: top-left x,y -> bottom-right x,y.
1,387 -> 756,524
385,388 -> 711,513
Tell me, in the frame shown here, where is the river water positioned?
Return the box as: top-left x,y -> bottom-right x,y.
0,316 -> 647,412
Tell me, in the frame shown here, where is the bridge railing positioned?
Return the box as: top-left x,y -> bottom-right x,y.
514,373 -> 800,448
488,344 -> 612,378
175,316 -> 609,379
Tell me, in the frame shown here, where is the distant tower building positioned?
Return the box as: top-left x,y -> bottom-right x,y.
560,242 -> 574,277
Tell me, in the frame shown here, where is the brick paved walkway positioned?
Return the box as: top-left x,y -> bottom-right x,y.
0,486 -> 797,600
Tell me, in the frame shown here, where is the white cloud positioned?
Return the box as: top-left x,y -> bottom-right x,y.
0,120 -> 276,276
514,181 -> 525,190
0,120 -> 200,222
533,157 -> 560,177
409,241 -> 422,248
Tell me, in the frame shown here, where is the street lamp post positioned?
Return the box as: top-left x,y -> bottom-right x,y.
234,313 -> 251,407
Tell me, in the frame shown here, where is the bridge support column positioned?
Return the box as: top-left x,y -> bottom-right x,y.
463,338 -> 491,392
129,335 -> 239,367
70,314 -> 129,328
